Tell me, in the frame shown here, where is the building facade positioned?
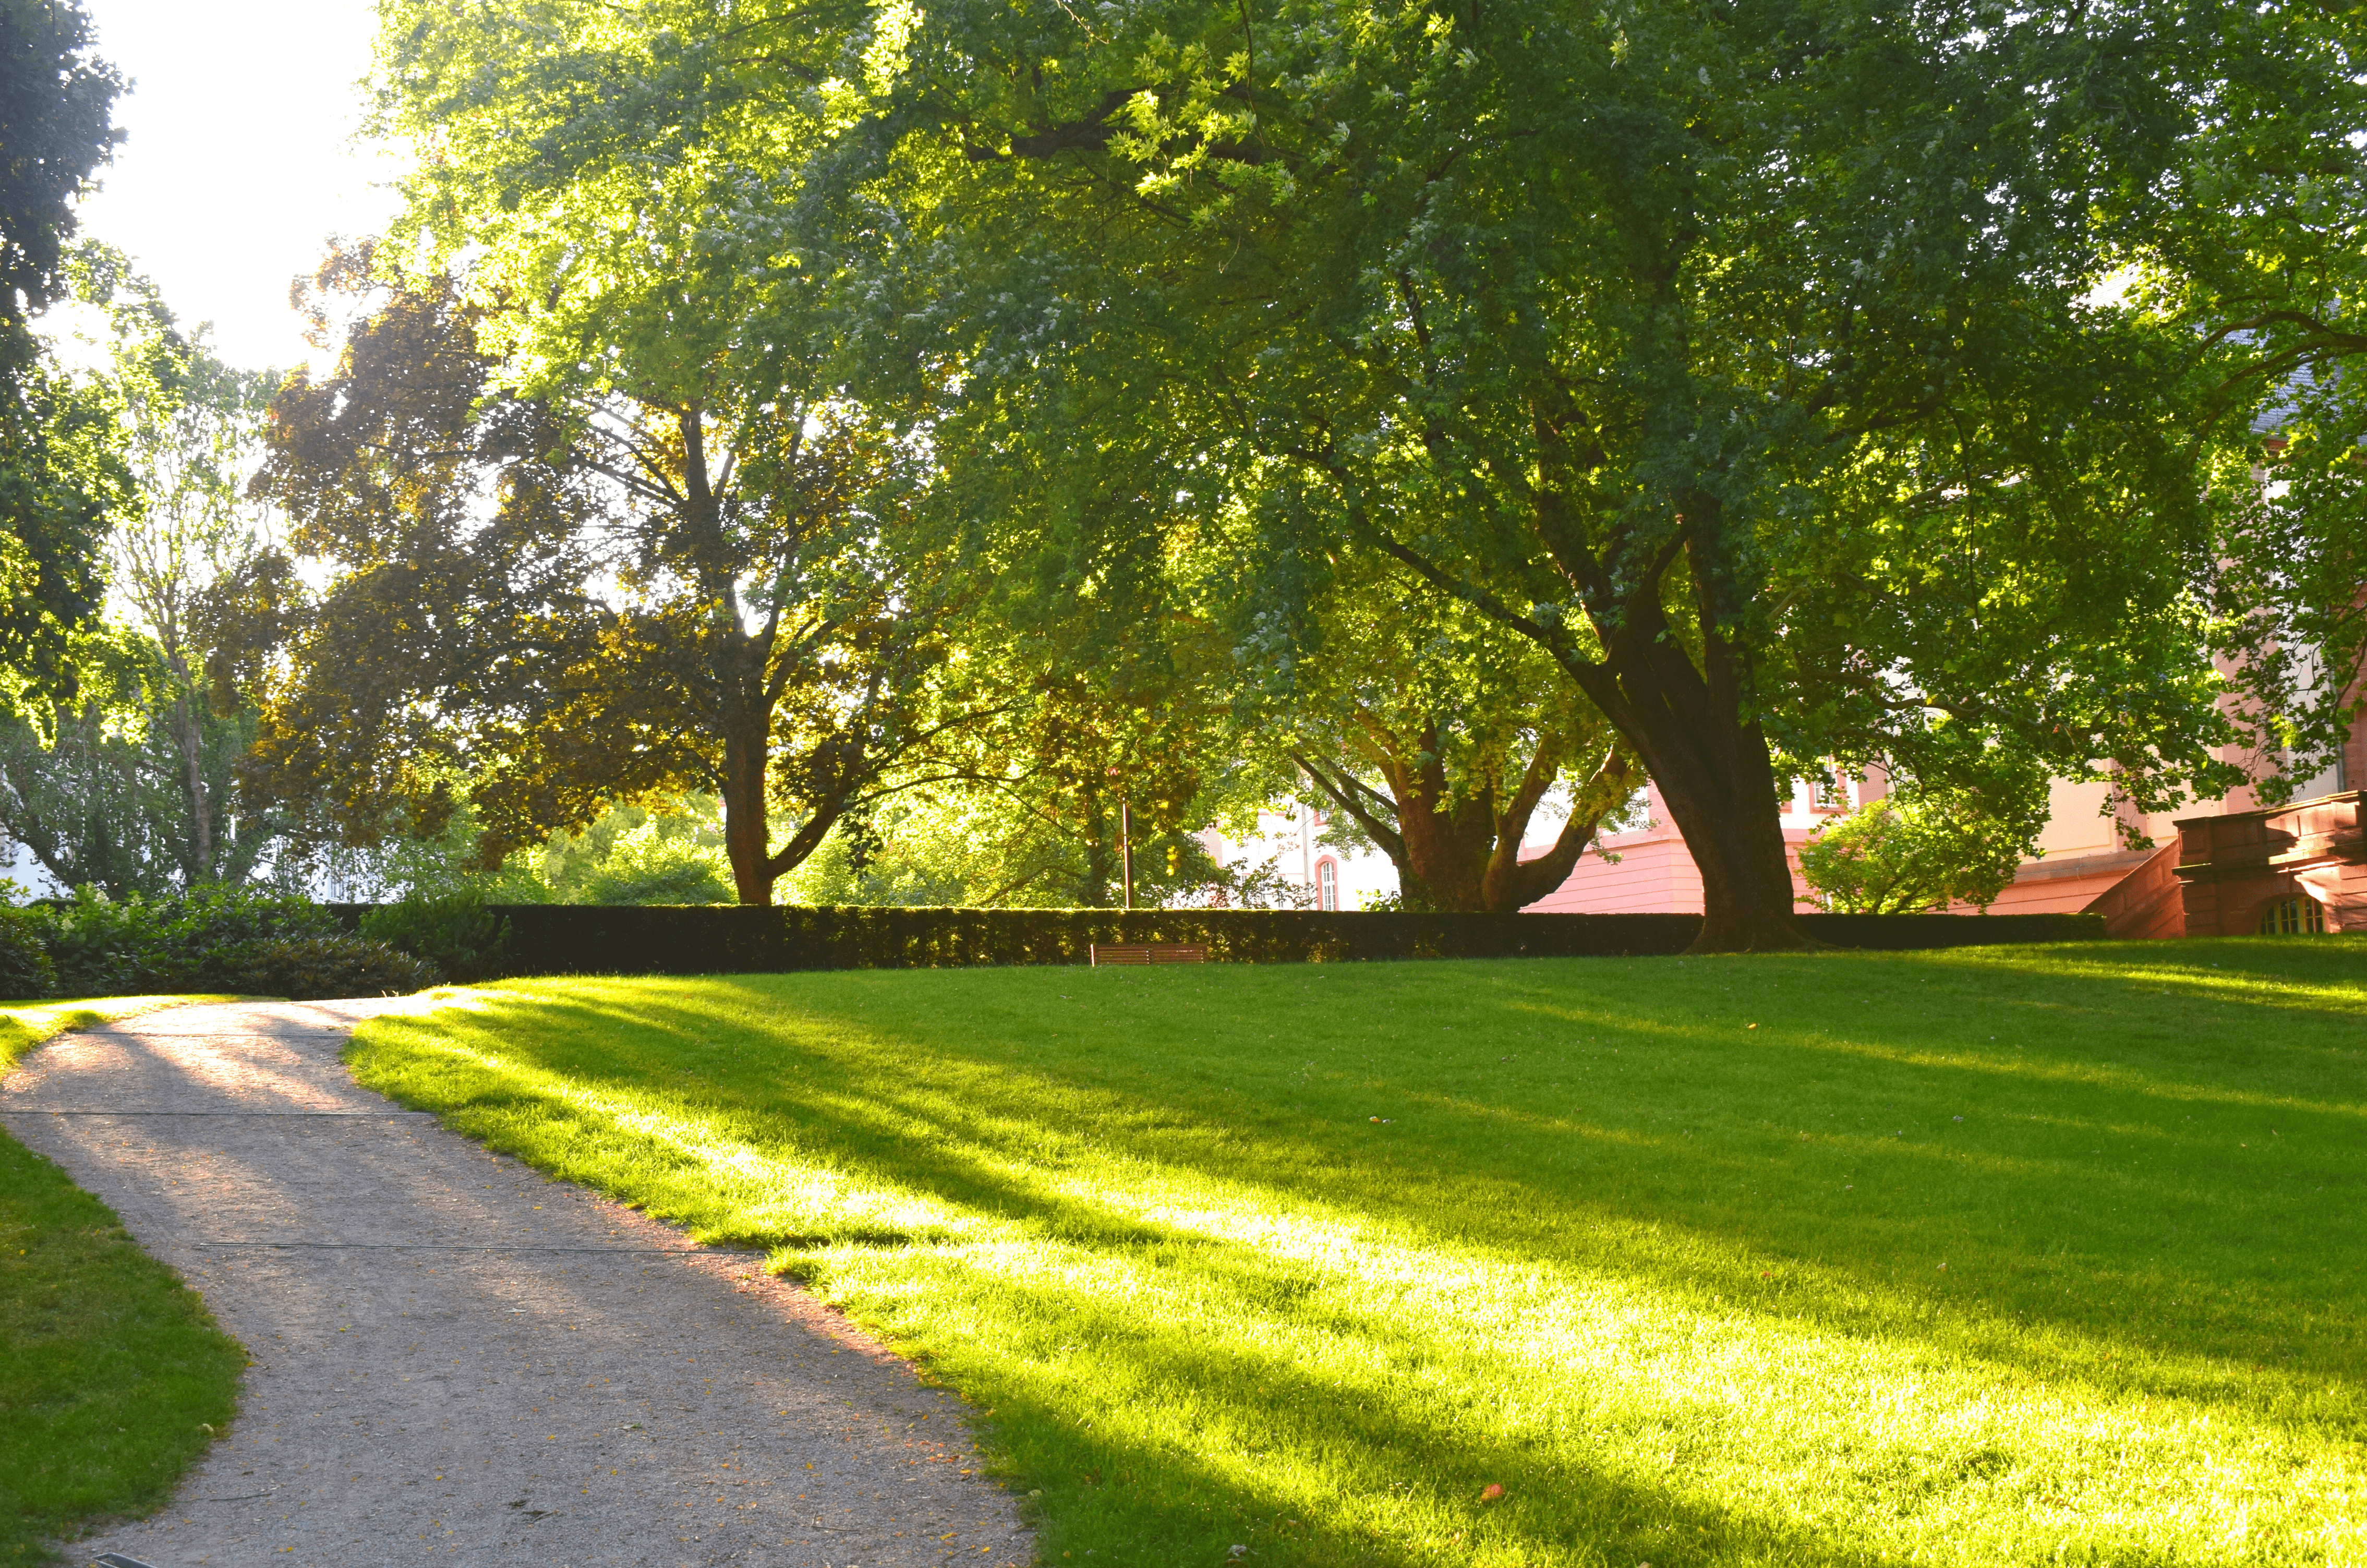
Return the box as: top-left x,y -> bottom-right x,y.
1528,723 -> 2367,937
1198,802 -> 1400,911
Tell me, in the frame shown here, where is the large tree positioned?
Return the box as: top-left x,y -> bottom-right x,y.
0,0 -> 121,706
246,249 -> 989,904
2142,4 -> 2367,788
363,3 -> 1010,904
0,251 -> 287,895
804,0 -> 2293,949
72,245 -> 280,879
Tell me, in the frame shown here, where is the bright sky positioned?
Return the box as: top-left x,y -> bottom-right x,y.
68,0 -> 401,376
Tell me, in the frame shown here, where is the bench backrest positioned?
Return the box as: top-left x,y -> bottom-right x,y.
1088,943 -> 1211,967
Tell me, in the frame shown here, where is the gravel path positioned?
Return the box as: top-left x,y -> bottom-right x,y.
1,999 -> 1030,1568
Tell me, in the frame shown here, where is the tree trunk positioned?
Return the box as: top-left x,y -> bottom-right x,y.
721,713 -> 776,906
1386,753 -> 1492,910
1569,667 -> 1809,950
1559,566 -> 1812,953
169,686 -> 213,883
1478,746 -> 1631,912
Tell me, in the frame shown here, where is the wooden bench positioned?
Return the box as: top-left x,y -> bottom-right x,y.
1088,943 -> 1210,967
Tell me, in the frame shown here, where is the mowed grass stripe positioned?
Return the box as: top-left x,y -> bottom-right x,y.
347,943 -> 2366,1566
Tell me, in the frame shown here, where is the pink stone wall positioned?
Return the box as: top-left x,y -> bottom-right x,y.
1523,805 -> 1819,914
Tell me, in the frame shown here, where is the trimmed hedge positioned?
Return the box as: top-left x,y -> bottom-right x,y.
322,904 -> 2105,978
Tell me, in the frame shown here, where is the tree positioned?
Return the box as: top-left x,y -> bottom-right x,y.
245,248 -> 991,905
811,0 -> 2286,950
2138,5 -> 2367,793
69,245 -> 280,879
360,0 -> 1032,904
0,0 -> 121,705
1796,783 -> 2040,915
0,622 -> 278,896
0,251 -> 286,896
1209,547 -> 1632,912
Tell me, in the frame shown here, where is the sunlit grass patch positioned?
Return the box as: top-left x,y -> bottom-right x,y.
349,940 -> 2367,1565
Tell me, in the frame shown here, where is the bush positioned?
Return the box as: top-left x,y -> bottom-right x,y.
152,887 -> 340,988
33,890 -> 156,995
0,910 -> 56,1000
27,886 -> 338,994
581,855 -> 736,906
1798,792 -> 2035,914
213,937 -> 442,1001
359,888 -> 510,982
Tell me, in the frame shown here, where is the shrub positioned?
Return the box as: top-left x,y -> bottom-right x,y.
581,855 -> 736,906
27,886 -> 339,994
213,937 -> 442,1001
0,910 -> 56,1000
1798,792 -> 2036,914
32,890 -> 158,995
151,887 -> 340,988
359,888 -> 510,982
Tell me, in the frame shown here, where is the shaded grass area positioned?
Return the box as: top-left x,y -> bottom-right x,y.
347,942 -> 2367,1566
1,997 -> 243,1562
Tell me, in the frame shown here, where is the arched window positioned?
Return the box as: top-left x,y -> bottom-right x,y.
2258,896 -> 2327,935
1317,857 -> 1339,911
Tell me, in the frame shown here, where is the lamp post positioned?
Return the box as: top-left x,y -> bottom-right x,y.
1119,799 -> 1134,911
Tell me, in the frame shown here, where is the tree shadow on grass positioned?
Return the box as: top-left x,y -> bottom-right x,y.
430,957 -> 2364,1406
359,984 -> 2314,1565
353,954 -> 2365,1559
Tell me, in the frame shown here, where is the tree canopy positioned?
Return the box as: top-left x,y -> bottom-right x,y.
244,245 -> 994,904
818,0 -> 2328,947
282,0 -> 2367,931
0,0 -> 121,709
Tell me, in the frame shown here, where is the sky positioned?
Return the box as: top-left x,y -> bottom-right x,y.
67,0 -> 401,375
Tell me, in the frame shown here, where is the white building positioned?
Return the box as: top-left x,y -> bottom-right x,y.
1198,801 -> 1400,910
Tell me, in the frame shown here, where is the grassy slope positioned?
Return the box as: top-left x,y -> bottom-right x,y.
348,943 -> 2365,1567
1,997 -> 243,1562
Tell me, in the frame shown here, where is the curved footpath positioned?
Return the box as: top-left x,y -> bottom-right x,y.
1,999 -> 1030,1568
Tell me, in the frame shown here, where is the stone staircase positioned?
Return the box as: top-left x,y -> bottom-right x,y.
2080,839 -> 2185,939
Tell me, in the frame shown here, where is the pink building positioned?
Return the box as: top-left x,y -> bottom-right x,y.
1529,724 -> 2367,938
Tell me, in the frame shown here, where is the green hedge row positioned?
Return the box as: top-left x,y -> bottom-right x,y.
325,904 -> 2106,976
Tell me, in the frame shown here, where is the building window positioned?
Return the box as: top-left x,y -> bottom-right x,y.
2258,896 -> 2327,935
1317,858 -> 1339,911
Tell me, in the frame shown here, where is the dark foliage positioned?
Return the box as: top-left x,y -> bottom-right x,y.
0,0 -> 123,703
29,886 -> 334,994
211,936 -> 440,1001
0,907 -> 55,998
358,887 -> 508,983
345,904 -> 2103,979
0,0 -> 119,331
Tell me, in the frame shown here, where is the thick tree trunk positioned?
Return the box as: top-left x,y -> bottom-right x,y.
1574,669 -> 1809,950
1561,570 -> 1812,953
1478,746 -> 1631,912
721,715 -> 776,906
1644,721 -> 1808,951
1391,791 -> 1492,910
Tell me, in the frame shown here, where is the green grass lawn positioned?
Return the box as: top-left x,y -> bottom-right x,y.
1,997 -> 243,1562
347,942 -> 2366,1567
